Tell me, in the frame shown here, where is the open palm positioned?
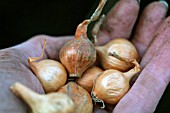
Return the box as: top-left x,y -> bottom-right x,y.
0,0 -> 170,113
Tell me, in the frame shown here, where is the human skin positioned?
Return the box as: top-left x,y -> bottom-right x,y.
0,0 -> 169,113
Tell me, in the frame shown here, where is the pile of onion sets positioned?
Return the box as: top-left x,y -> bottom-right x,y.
10,0 -> 141,112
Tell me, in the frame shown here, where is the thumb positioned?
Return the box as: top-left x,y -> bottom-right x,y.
13,35 -> 73,65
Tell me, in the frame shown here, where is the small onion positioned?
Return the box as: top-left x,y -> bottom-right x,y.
95,38 -> 139,71
59,34 -> 96,78
28,39 -> 67,93
58,82 -> 93,113
59,0 -> 107,77
76,66 -> 103,93
10,82 -> 75,113
92,53 -> 140,106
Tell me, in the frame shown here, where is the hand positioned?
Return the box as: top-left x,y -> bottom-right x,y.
94,0 -> 169,113
0,35 -> 74,113
0,0 -> 169,113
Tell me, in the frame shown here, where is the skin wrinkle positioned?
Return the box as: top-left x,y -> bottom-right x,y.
28,37 -> 48,59
16,35 -> 69,61
96,0 -> 139,46
0,48 -> 31,72
0,50 -> 44,112
113,38 -> 170,113
103,0 -> 138,39
146,40 -> 170,83
13,48 -> 32,68
139,41 -> 170,111
111,15 -> 170,113
131,1 -> 168,58
0,72 -> 29,113
13,39 -> 43,67
0,50 -> 44,92
137,71 -> 166,112
127,90 -> 148,113
113,68 -> 167,113
0,48 -> 21,61
141,17 -> 170,69
0,46 -> 45,94
24,40 -> 41,58
44,38 -> 59,60
134,17 -> 156,46
13,35 -> 73,67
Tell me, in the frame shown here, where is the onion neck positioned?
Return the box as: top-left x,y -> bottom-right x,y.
28,39 -> 46,64
75,0 -> 108,40
123,60 -> 140,81
75,20 -> 89,40
10,83 -> 42,109
95,46 -> 105,54
108,52 -> 140,81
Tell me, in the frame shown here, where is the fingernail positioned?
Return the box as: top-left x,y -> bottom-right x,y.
160,0 -> 169,8
136,0 -> 140,5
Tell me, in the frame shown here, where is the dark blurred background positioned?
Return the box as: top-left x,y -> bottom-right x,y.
0,0 -> 169,112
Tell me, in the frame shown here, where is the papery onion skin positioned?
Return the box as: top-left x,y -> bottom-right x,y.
59,0 -> 108,78
92,69 -> 129,104
30,59 -> 67,93
95,38 -> 139,71
58,82 -> 93,113
76,66 -> 103,93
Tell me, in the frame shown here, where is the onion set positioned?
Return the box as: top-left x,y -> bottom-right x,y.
92,52 -> 140,107
58,82 -> 93,113
95,38 -> 139,71
10,82 -> 75,113
28,39 -> 67,93
59,0 -> 107,77
76,66 -> 103,93
9,0 -> 143,112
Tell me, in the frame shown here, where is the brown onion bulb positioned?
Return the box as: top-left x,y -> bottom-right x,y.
95,38 -> 139,71
28,39 -> 67,93
58,82 -> 93,113
59,34 -> 96,77
92,54 -> 140,106
10,82 -> 75,113
76,66 -> 103,93
59,0 -> 107,77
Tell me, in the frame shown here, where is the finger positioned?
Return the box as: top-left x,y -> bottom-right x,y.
141,16 -> 170,69
96,0 -> 139,45
13,35 -> 73,66
112,15 -> 170,113
131,1 -> 168,58
113,37 -> 170,113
